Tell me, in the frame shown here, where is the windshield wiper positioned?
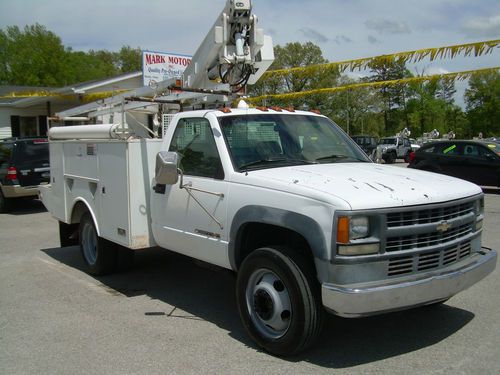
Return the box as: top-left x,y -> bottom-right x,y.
315,154 -> 367,162
239,157 -> 316,170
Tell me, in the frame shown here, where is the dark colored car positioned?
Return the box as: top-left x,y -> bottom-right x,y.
351,135 -> 378,156
0,137 -> 50,212
408,140 -> 500,187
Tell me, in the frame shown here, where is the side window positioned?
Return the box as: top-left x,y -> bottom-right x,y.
471,144 -> 498,159
169,118 -> 224,179
463,144 -> 482,157
404,139 -> 410,147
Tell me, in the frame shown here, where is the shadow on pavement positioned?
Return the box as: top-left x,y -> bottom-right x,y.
3,198 -> 47,215
41,245 -> 474,368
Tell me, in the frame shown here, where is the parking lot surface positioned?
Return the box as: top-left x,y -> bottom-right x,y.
1,190 -> 499,374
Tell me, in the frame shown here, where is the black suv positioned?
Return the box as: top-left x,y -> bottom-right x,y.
0,137 -> 50,212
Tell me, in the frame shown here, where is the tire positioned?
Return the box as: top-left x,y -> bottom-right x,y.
236,246 -> 323,356
0,187 -> 12,213
385,152 -> 396,164
79,212 -> 117,275
59,221 -> 79,247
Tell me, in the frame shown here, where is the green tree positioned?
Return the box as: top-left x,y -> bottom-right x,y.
115,45 -> 142,73
248,41 -> 339,108
0,24 -> 144,87
369,59 -> 412,135
465,71 -> 500,137
0,24 -> 67,86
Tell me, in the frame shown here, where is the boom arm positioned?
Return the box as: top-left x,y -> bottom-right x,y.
183,0 -> 274,91
56,0 -> 273,119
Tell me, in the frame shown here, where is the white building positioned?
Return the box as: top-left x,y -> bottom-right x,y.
0,72 -> 143,139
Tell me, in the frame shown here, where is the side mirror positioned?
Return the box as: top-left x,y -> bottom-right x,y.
155,151 -> 180,185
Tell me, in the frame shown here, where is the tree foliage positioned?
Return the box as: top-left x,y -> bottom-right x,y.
465,71 -> 500,137
248,42 -> 339,109
0,24 -> 142,87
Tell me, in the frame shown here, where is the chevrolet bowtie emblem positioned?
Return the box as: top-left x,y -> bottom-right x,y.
436,221 -> 452,233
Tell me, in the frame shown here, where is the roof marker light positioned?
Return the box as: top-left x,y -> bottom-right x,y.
237,100 -> 250,109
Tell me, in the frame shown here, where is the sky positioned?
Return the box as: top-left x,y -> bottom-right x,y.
1,0 -> 499,91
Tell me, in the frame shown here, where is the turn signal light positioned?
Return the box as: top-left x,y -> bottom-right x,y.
337,217 -> 349,244
409,151 -> 415,163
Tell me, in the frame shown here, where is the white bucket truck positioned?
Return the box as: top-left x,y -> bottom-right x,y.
40,0 -> 496,356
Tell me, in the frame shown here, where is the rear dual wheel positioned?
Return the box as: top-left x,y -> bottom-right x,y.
79,212 -> 134,275
236,246 -> 323,356
79,212 -> 117,275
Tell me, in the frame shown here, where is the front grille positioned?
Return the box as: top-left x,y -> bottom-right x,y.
387,202 -> 474,228
386,223 -> 474,252
388,242 -> 471,276
384,198 -> 478,277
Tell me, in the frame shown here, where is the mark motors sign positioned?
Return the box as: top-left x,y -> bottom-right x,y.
142,51 -> 192,87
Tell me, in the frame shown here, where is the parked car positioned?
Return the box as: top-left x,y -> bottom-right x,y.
351,135 -> 378,156
0,137 -> 50,212
408,140 -> 500,187
377,136 -> 412,163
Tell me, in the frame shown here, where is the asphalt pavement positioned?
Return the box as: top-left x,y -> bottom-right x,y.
1,187 -> 499,374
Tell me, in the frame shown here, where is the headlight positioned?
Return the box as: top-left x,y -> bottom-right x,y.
337,216 -> 378,256
337,216 -> 370,243
350,216 -> 369,239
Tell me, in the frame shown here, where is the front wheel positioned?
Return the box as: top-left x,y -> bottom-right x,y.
236,247 -> 323,356
79,212 -> 117,275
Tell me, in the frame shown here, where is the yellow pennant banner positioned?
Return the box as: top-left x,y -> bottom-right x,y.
0,89 -> 129,100
264,39 -> 500,77
248,66 -> 500,104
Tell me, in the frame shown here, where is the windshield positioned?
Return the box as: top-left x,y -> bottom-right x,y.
379,138 -> 396,145
219,114 -> 369,171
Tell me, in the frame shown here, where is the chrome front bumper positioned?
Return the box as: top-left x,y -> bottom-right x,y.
322,248 -> 497,317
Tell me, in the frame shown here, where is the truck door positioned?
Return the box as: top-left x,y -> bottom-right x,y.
150,117 -> 230,268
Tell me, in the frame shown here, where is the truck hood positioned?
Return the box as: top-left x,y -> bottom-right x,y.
238,163 -> 481,210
